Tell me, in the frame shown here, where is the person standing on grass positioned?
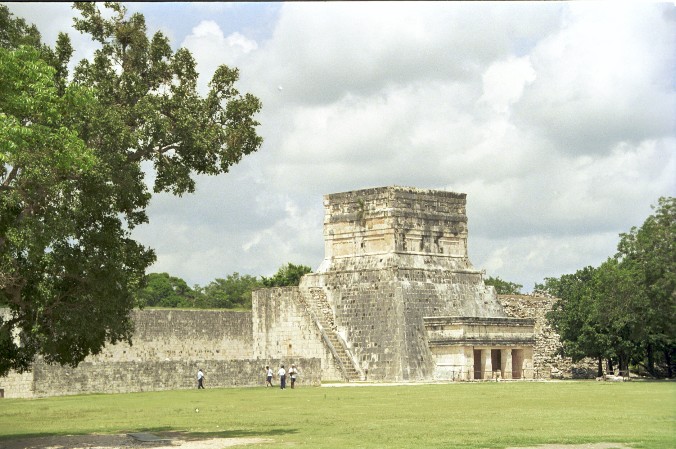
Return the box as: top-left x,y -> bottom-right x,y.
265,365 -> 273,387
288,364 -> 298,389
278,364 -> 286,390
197,368 -> 205,389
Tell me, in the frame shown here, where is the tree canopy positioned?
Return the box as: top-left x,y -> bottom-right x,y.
134,273 -> 199,308
199,273 -> 260,309
484,276 -> 523,295
0,3 -> 262,377
134,263 -> 314,311
0,5 -> 41,50
261,262 -> 312,287
541,197 -> 675,378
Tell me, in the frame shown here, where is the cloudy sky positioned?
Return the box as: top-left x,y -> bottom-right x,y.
6,2 -> 676,292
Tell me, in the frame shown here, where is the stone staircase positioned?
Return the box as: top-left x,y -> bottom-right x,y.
305,288 -> 362,381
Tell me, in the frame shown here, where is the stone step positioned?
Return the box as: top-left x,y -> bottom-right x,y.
305,291 -> 361,381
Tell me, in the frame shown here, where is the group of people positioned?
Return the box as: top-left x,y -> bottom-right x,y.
266,364 -> 298,389
195,364 -> 299,389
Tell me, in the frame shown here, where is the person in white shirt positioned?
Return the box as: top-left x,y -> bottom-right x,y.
265,365 -> 273,387
278,364 -> 286,389
288,364 -> 298,389
197,368 -> 205,389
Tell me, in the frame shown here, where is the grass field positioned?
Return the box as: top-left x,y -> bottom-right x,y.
0,381 -> 674,449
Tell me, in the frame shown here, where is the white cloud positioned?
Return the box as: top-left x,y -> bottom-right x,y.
8,2 -> 675,292
516,2 -> 676,155
480,56 -> 536,114
181,20 -> 259,93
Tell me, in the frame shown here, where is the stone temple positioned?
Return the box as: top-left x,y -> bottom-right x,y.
255,186 -> 535,381
1,186 -> 537,397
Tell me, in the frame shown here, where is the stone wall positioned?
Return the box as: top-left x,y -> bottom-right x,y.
498,294 -> 597,378
90,309 -> 253,363
0,308 -> 323,398
252,287 -> 343,381
26,358 -> 321,397
0,370 -> 32,398
306,268 -> 410,380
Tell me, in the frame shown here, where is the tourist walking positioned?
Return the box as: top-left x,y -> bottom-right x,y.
197,368 -> 205,389
288,364 -> 298,389
265,365 -> 273,387
278,364 -> 286,390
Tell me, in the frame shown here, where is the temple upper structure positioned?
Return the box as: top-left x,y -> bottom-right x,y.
257,186 -> 535,382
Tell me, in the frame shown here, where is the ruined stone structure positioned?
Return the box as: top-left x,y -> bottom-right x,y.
498,294 -> 597,379
1,186 -> 551,398
254,186 -> 535,381
1,309 -> 322,398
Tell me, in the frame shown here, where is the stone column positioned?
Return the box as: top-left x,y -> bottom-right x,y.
481,349 -> 492,380
523,347 -> 534,379
464,347 -> 474,381
501,349 -> 513,380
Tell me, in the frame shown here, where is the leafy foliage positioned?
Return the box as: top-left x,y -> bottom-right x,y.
616,197 -> 676,377
0,3 -> 262,376
484,276 -> 523,295
199,273 -> 260,309
542,197 -> 675,377
134,273 -> 199,308
261,263 -> 312,287
0,5 -> 41,50
134,263 -> 314,311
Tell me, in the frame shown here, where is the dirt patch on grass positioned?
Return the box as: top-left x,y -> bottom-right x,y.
0,436 -> 638,449
505,445 -> 635,449
0,433 -> 272,449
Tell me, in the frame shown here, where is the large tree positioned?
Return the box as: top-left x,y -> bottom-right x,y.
616,197 -> 675,377
0,3 -> 262,376
541,267 -> 610,376
543,197 -> 675,378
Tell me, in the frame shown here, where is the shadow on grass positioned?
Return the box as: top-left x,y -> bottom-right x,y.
0,428 -> 297,448
145,428 -> 299,439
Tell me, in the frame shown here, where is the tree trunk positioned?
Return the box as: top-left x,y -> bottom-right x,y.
606,358 -> 614,375
618,354 -> 628,376
647,343 -> 655,377
597,357 -> 603,377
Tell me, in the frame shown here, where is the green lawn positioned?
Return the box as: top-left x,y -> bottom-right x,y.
0,381 -> 674,448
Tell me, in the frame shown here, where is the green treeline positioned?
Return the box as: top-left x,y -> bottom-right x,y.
484,276 -> 523,295
539,197 -> 675,378
135,262 -> 312,310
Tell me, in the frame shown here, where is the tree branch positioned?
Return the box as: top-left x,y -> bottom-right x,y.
1,166 -> 20,190
127,143 -> 181,162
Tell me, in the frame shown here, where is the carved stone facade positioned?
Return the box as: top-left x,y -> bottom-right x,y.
254,186 -> 536,381
2,186 -> 556,398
